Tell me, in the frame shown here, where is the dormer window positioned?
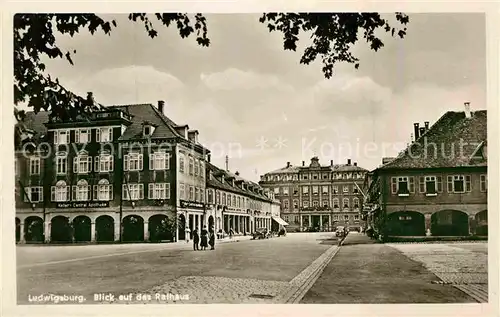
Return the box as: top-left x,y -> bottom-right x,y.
143,124 -> 156,137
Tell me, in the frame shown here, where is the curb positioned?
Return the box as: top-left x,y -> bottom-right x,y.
273,244 -> 341,304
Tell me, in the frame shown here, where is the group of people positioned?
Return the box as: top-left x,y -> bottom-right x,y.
185,225 -> 216,251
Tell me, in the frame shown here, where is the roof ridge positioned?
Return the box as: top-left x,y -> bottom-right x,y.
148,104 -> 182,138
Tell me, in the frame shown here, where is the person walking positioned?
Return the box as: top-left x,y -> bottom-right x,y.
192,227 -> 200,251
200,225 -> 209,251
185,226 -> 191,243
229,228 -> 234,239
208,226 -> 216,250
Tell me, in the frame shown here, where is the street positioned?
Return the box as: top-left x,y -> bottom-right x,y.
16,232 -> 488,304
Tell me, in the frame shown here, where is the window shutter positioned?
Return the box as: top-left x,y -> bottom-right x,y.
166,183 -> 171,199
93,185 -> 98,201
73,157 -> 78,173
51,186 -> 56,201
419,176 -> 425,193
87,185 -> 91,200
54,131 -> 58,144
465,175 -> 472,192
88,157 -> 92,172
437,176 -> 443,192
72,186 -> 77,201
148,183 -> 154,199
447,176 -> 453,192
24,188 -> 30,202
391,177 -> 397,194
166,154 -> 170,170
96,128 -> 100,142
109,185 -> 113,201
75,130 -> 80,143
139,155 -> 144,171
109,128 -> 113,141
122,184 -> 127,200
409,177 -> 415,193
149,153 -> 154,171
123,155 -> 129,171
95,157 -> 100,172
139,184 -> 144,199
110,156 -> 114,171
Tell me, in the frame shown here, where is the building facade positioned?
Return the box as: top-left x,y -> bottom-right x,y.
15,101 -> 211,243
364,105 -> 487,238
259,157 -> 368,232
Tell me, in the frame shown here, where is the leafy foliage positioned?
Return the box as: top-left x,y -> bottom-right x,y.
14,13 -> 408,120
259,13 -> 409,79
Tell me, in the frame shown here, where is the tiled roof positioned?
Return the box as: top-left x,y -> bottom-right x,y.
379,110 -> 487,170
265,163 -> 368,175
266,165 -> 302,174
206,163 -> 273,202
15,111 -> 50,144
110,103 -> 183,141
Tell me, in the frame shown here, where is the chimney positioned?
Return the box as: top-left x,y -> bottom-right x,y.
286,162 -> 290,168
187,130 -> 199,143
347,159 -> 351,165
225,155 -> 229,171
302,161 -> 305,166
424,121 -> 429,131
354,162 -> 357,166
413,123 -> 420,140
330,160 -> 333,166
157,100 -> 165,114
419,127 -> 425,136
235,171 -> 240,176
207,154 -> 211,163
464,102 -> 471,118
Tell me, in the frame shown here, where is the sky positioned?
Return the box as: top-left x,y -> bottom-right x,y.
40,13 -> 486,182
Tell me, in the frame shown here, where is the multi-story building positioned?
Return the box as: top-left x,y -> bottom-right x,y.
364,103 -> 487,238
15,101 -> 211,243
259,156 -> 368,232
204,163 -> 282,235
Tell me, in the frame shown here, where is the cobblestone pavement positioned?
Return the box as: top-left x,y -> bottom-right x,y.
388,242 -> 488,302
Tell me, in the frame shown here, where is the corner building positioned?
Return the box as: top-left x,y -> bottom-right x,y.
259,157 -> 368,232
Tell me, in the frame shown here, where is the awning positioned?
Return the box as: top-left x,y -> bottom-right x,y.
272,216 -> 289,226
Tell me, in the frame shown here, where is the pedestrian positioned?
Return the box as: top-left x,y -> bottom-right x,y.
185,226 -> 191,243
209,226 -> 216,250
229,228 -> 234,239
193,227 -> 200,251
200,225 -> 209,250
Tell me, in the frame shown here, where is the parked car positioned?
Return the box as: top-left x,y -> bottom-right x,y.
253,227 -> 270,239
335,226 -> 345,237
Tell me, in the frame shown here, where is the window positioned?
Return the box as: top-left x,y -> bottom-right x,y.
232,195 -> 236,206
333,198 -> 339,209
222,193 -> 226,205
353,187 -> 359,194
284,200 -> 289,210
293,187 -> 299,195
189,157 -> 194,175
322,186 -> 328,195
24,187 -> 43,203
30,157 -> 40,175
344,215 -> 349,220
323,201 -> 328,208
391,176 -> 415,195
343,185 -> 349,193
323,174 -> 328,179
124,153 -> 143,171
302,175 -> 308,180
122,183 -> 144,200
354,215 -> 359,220
447,175 -> 471,193
148,183 -> 170,199
75,129 -> 89,144
179,154 -> 185,173
73,154 -> 92,174
200,161 -> 205,179
274,187 -> 279,194
144,126 -> 151,136
302,186 -> 309,194
313,174 -> 318,180
189,186 -> 195,201
195,188 -> 200,202
194,159 -> 199,176
312,186 -> 319,195
95,154 -> 114,172
94,179 -> 113,201
332,186 -> 338,194
54,130 -> 69,145
419,176 -> 442,194
73,179 -> 90,201
283,187 -> 289,196
313,201 -> 319,207
149,152 -> 170,170
293,200 -> 299,210
208,189 -> 214,203
343,198 -> 349,209
333,215 -> 339,221
293,175 -> 298,180
303,200 -> 309,208
179,184 -> 185,200
480,174 -> 487,192
353,198 -> 360,209
56,155 -> 67,174
96,127 -> 113,142
51,180 -> 70,202
216,191 -> 220,204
